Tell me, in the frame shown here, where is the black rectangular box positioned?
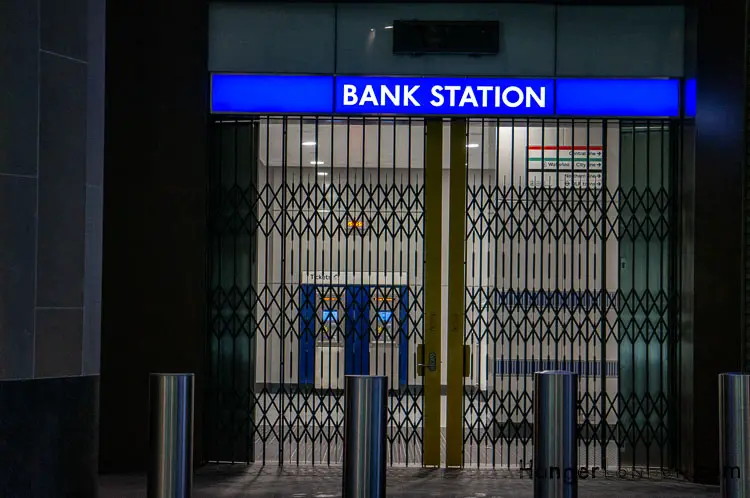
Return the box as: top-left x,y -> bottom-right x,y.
392,20 -> 500,55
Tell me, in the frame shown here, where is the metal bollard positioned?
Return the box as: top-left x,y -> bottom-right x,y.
533,370 -> 578,498
342,375 -> 387,498
148,373 -> 194,498
719,373 -> 750,497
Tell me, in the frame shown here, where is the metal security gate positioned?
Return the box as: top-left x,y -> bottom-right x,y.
457,118 -> 679,471
207,116 -> 679,470
207,117 -> 431,466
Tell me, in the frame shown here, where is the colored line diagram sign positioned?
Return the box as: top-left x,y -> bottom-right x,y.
527,145 -> 603,189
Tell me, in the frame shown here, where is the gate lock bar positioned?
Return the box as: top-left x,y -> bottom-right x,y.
414,344 -> 471,377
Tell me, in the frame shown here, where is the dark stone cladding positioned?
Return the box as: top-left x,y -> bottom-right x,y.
0,375 -> 99,498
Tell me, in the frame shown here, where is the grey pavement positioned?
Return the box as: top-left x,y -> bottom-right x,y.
100,465 -> 720,497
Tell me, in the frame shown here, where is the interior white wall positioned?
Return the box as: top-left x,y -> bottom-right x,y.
253,119 -> 624,430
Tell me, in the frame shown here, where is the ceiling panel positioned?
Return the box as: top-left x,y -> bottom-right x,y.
259,119 -> 499,170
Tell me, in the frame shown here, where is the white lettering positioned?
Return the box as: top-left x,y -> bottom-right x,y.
526,87 -> 546,108
342,81 -> 547,110
361,85 -> 378,106
430,85 -> 445,107
381,86 -> 400,106
343,85 -> 358,106
444,86 -> 461,106
502,86 -> 524,108
403,85 -> 420,106
458,87 -> 479,107
476,86 -> 493,107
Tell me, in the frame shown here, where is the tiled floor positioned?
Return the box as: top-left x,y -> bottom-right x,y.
100,465 -> 720,497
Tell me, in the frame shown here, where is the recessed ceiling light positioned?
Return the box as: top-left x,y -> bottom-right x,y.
317,172 -> 329,176
302,141 -> 316,146
384,25 -> 393,30
310,160 -> 324,165
466,143 -> 479,148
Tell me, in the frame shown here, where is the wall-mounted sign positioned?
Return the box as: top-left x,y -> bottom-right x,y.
336,76 -> 553,115
556,79 -> 680,118
211,74 -> 334,114
392,20 -> 500,55
527,145 -> 603,189
346,219 -> 367,235
211,74 -> 682,117
302,271 -> 409,285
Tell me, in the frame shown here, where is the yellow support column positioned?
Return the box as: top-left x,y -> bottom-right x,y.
445,118 -> 467,468
422,119 -> 443,467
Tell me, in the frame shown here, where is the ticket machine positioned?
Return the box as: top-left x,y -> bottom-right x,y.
314,288 -> 346,390
369,288 -> 401,391
298,282 -> 409,390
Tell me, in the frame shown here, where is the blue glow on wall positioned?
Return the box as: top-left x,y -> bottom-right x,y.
684,78 -> 696,118
556,79 -> 680,117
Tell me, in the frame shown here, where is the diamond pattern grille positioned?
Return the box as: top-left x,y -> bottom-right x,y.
207,117 -> 679,470
461,118 -> 678,471
207,117 -> 426,465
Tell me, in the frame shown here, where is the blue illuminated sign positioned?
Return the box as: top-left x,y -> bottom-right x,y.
211,74 -> 683,117
556,79 -> 680,118
335,76 -> 554,115
211,74 -> 333,114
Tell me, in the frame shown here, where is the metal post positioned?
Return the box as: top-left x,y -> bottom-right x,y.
148,373 -> 194,498
719,373 -> 750,497
342,375 -> 387,498
533,370 -> 578,498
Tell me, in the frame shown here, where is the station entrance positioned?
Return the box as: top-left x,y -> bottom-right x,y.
207,116 -> 678,472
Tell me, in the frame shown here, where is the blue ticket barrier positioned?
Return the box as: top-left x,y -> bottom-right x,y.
346,285 -> 370,377
298,284 -> 409,389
